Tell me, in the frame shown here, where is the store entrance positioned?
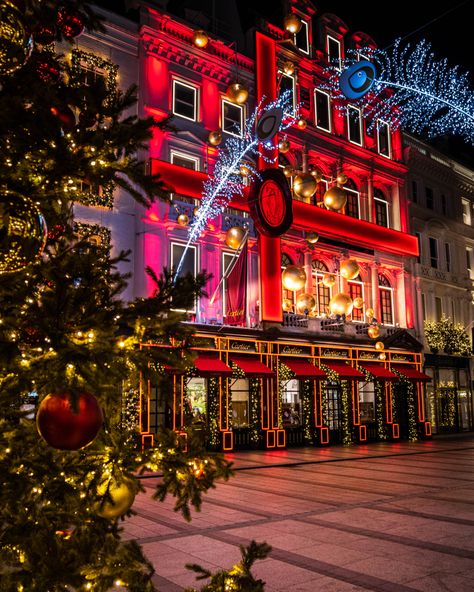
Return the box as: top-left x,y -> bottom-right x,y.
392,383 -> 409,439
326,384 -> 343,444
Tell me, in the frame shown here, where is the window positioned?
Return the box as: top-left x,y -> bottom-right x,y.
281,253 -> 298,311
281,379 -> 301,427
348,277 -> 364,321
429,237 -> 438,268
412,180 -> 418,204
462,199 -> 471,225
415,232 -> 422,263
222,250 -> 241,320
186,378 -> 206,421
231,379 -> 249,428
425,187 -> 434,209
347,106 -> 362,145
441,194 -> 447,215
327,35 -> 341,70
221,99 -> 244,137
313,176 -> 328,207
279,73 -> 296,111
445,243 -> 451,272
171,243 -> 197,311
294,19 -> 309,54
467,248 -> 472,278
172,80 -> 198,121
170,150 -> 199,171
312,260 -> 331,316
376,120 -> 391,158
421,293 -> 426,320
378,274 -> 394,325
435,297 -> 442,322
345,181 -> 360,219
374,189 -> 389,227
326,385 -> 341,430
359,382 -> 375,424
314,89 -> 331,132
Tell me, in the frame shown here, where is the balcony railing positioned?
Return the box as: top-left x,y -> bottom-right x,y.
283,313 -> 399,340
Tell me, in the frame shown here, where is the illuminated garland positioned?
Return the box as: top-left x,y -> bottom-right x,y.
277,362 -> 294,429
207,377 -> 220,448
320,365 -> 353,446
393,371 -> 418,441
121,386 -> 140,444
70,48 -> 119,103
359,367 -> 388,441
327,39 -> 474,143
249,379 -> 261,447
76,181 -> 115,208
301,380 -> 314,444
74,222 -> 111,253
424,316 -> 471,356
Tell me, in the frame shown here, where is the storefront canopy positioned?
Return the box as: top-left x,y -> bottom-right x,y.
281,358 -> 326,379
358,363 -> 399,381
392,365 -> 432,382
193,354 -> 233,377
323,361 -> 365,380
229,355 -> 274,376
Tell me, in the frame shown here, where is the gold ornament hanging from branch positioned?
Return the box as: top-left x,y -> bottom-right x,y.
297,118 -> 307,130
329,293 -> 353,316
282,265 -> 306,291
323,186 -> 347,211
95,477 -> 135,520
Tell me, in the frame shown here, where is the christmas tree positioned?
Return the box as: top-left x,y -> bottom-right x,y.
0,1 -> 245,589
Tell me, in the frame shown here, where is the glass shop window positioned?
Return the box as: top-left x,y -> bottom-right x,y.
281,379 -> 301,427
231,379 -> 249,428
186,377 -> 207,422
359,381 -> 375,424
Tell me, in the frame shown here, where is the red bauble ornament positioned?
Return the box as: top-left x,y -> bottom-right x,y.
50,105 -> 76,130
36,392 -> 103,450
37,59 -> 61,83
47,223 -> 66,241
33,23 -> 57,46
57,7 -> 85,39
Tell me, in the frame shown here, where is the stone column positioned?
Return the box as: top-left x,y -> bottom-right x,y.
391,183 -> 401,231
395,269 -> 407,328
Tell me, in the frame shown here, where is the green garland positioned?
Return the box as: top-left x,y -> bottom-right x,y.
249,379 -> 261,447
424,315 -> 471,356
277,362 -> 294,429
358,367 -> 388,441
301,380 -> 314,444
320,365 -> 353,446
74,222 -> 111,252
207,377 -> 220,448
70,48 -> 119,103
393,372 -> 419,441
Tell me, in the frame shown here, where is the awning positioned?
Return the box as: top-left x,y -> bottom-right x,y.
359,363 -> 398,381
229,355 -> 274,376
193,354 -> 233,376
323,361 -> 365,380
281,358 -> 326,379
392,365 -> 432,382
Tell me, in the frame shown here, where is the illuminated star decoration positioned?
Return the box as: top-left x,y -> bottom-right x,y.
328,39 -> 474,145
175,92 -> 298,277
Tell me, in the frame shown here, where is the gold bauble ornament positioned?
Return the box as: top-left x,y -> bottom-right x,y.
283,13 -> 302,34
225,226 -> 245,250
306,231 -> 319,244
282,298 -> 293,312
309,166 -> 322,182
192,29 -> 209,48
367,325 -> 381,339
379,352 -> 386,360
296,292 -> 316,314
0,0 -> 32,76
95,477 -> 135,520
283,165 -> 294,177
177,213 -> 189,226
297,118 -> 307,130
226,82 -> 249,104
208,130 -> 223,146
193,206 -> 200,217
336,172 -> 348,185
323,186 -> 347,211
282,265 -> 306,291
353,296 -> 364,309
340,258 -> 360,280
329,293 -> 353,316
293,173 -> 317,199
365,308 -> 375,319
278,138 -> 291,153
239,162 -> 252,177
282,60 -> 295,76
322,273 -> 336,287
375,341 -> 385,351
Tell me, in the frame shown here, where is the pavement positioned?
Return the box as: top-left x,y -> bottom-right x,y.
124,435 -> 474,591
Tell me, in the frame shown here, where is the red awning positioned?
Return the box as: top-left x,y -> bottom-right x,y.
193,354 -> 233,376
392,365 -> 432,382
359,363 -> 399,381
323,361 -> 365,380
281,358 -> 326,379
229,355 -> 274,376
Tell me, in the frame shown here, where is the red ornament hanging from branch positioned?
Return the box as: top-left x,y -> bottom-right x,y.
57,6 -> 85,40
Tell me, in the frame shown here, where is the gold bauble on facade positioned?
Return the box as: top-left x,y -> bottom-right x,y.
282,60 -> 295,76
353,296 -> 364,309
309,166 -> 322,182
239,162 -> 252,177
379,352 -> 386,360
282,298 -> 293,312
282,265 -> 306,291
306,231 -> 319,244
296,293 -> 316,314
336,172 -> 348,185
278,138 -> 291,153
225,226 -> 246,250
367,325 -> 381,339
297,118 -> 307,130
293,173 -> 317,199
283,13 -> 303,34
329,293 -> 353,316
226,82 -> 249,104
365,308 -> 375,319
375,341 -> 385,351
283,165 -> 295,177
340,258 -> 360,280
323,186 -> 347,211
208,130 -> 223,146
177,214 -> 189,226
322,273 -> 336,287
95,478 -> 135,520
192,29 -> 209,48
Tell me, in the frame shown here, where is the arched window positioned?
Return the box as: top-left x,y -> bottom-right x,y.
374,188 -> 389,227
378,274 -> 394,325
311,260 -> 331,316
281,253 -> 298,312
348,274 -> 364,321
345,179 -> 360,219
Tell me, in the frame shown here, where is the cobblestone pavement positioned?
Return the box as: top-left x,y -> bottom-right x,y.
124,436 -> 474,591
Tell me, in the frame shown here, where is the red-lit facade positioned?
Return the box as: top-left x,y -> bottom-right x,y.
136,0 -> 431,450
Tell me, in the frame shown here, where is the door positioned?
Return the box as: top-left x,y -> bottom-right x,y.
326,384 -> 343,443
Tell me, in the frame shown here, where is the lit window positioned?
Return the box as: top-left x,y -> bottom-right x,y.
359,381 -> 375,424
314,89 -> 331,132
425,186 -> 434,209
429,237 -> 438,268
294,19 -> 310,54
462,198 -> 471,225
313,176 -> 328,207
348,277 -> 364,321
345,181 -> 360,219
374,189 -> 389,227
170,150 -> 200,171
281,379 -> 301,427
221,99 -> 244,137
327,35 -> 341,70
279,72 -> 296,112
222,251 -> 246,326
171,242 -> 197,312
347,106 -> 362,145
311,260 -> 331,316
172,80 -> 198,121
377,120 -> 391,158
378,274 -> 394,325
231,379 -> 249,428
186,378 -> 207,421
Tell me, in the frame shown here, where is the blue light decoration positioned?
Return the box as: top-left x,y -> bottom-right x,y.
331,39 -> 474,144
175,92 -> 298,277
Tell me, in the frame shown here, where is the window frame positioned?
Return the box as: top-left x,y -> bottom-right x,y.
376,119 -> 391,159
170,150 -> 200,171
230,378 -> 250,428
429,237 -> 439,269
425,186 -> 434,210
221,98 -> 245,138
374,195 -> 389,227
172,79 -> 199,122
378,275 -> 394,326
314,89 -> 332,133
345,186 -> 361,219
294,18 -> 310,55
311,260 -> 332,316
462,198 -> 471,225
347,105 -> 363,146
279,72 -> 296,112
170,242 -> 198,313
222,250 -> 239,318
327,35 -> 342,71
445,242 -> 451,272
348,278 -> 364,322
